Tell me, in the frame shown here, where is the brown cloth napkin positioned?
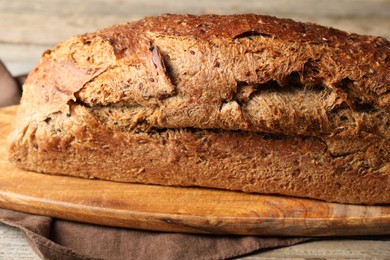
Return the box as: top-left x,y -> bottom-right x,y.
0,61 -> 22,107
0,208 -> 310,260
0,61 -> 312,259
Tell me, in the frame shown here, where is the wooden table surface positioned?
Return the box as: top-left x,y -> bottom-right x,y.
1,0 -> 390,259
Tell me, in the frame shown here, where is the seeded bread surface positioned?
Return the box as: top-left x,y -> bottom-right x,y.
8,14 -> 390,204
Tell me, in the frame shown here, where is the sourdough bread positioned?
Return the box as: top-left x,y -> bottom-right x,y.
8,14 -> 390,204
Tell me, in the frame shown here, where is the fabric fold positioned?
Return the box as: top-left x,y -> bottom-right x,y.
0,208 -> 310,260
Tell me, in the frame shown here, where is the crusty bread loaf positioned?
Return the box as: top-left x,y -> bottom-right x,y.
8,14 -> 390,204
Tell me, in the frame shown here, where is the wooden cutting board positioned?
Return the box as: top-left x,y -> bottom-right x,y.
0,105 -> 389,236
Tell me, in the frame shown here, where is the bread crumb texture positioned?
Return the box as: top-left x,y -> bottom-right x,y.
8,14 -> 389,204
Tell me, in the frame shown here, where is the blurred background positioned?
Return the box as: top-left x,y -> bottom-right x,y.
0,0 -> 389,76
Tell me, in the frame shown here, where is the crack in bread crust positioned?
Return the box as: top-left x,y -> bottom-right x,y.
8,104 -> 389,204
8,14 -> 390,204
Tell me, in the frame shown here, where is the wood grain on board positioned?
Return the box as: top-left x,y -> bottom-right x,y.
0,106 -> 389,236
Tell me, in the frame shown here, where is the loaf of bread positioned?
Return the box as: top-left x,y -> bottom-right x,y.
8,14 -> 389,204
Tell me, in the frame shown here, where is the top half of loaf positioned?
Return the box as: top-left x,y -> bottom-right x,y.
16,14 -> 390,141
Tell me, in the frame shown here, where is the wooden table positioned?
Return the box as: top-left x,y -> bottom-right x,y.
1,0 -> 389,258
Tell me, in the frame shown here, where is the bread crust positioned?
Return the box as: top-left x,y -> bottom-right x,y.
8,14 -> 390,204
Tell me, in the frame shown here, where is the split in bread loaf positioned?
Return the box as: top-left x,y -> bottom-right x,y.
8,14 -> 390,204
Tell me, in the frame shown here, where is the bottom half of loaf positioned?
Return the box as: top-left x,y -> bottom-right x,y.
8,104 -> 390,205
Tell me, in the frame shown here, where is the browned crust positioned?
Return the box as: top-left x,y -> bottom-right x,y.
9,104 -> 389,204
100,14 -> 389,57
8,14 -> 390,204
98,14 -> 390,107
